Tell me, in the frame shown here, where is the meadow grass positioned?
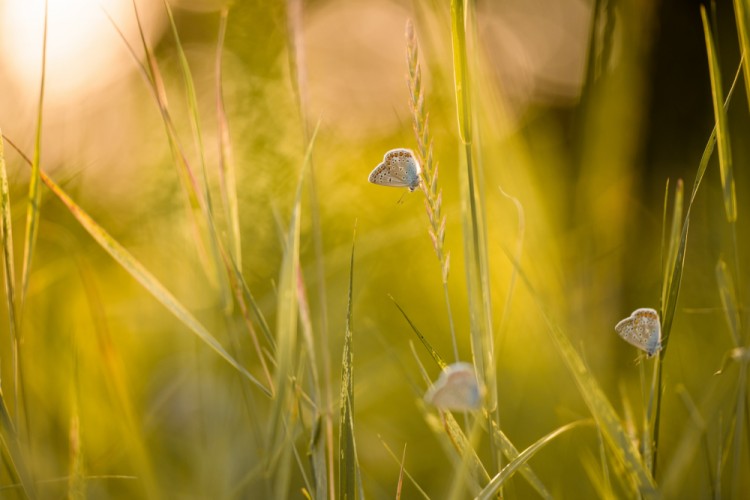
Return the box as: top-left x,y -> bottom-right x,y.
0,0 -> 749,498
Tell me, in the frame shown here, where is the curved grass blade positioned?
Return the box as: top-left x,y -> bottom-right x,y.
477,420 -> 590,500
4,139 -> 270,397
442,412 -> 488,496
76,257 -> 161,499
652,55 -> 744,478
20,0 -> 48,307
735,0 -> 750,116
339,226 -> 362,500
502,248 -> 657,495
488,420 -> 552,499
701,7 -> 737,223
393,297 -> 551,497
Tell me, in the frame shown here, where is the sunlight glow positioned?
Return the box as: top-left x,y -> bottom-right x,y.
0,0 -> 163,102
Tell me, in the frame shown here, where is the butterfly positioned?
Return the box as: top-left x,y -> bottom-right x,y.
615,308 -> 662,357
368,148 -> 421,192
424,362 -> 482,411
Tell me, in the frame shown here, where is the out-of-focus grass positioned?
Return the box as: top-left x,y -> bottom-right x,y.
0,0 -> 748,498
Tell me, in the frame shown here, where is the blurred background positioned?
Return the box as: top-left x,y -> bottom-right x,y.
0,0 -> 748,497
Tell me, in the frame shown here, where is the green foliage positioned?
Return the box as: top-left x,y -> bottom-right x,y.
0,1 -> 749,498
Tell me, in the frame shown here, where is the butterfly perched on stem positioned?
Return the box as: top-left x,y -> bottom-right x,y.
615,308 -> 662,357
368,148 -> 421,192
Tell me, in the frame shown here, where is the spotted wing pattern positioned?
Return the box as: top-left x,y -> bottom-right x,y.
615,308 -> 662,357
368,148 -> 421,192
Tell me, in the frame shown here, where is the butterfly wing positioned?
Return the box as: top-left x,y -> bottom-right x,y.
424,363 -> 481,411
368,161 -> 411,188
615,308 -> 661,357
368,149 -> 421,191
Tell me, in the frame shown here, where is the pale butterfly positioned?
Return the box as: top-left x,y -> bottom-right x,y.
615,308 -> 662,357
368,148 -> 421,192
424,362 -> 482,411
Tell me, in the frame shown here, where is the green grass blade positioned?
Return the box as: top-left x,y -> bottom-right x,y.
701,6 -> 737,223
0,388 -> 33,499
659,179 -> 670,311
68,359 -> 85,500
162,0 -> 233,311
0,134 -> 20,418
733,0 -> 750,112
660,180 -> 684,343
215,7 -> 242,269
379,437 -> 431,500
449,6 -> 497,474
76,258 -> 161,498
390,296 -> 447,370
393,297 -> 551,497
23,159 -> 269,396
488,420 -> 552,499
716,259 -> 741,346
20,0 -> 48,308
267,159 -> 305,500
163,0 -> 209,200
477,420 -> 590,500
504,251 -> 657,495
449,0 -> 471,145
339,227 -> 360,500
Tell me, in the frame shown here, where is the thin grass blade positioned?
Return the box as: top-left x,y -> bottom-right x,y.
390,295 -> 446,370
339,227 -> 361,500
76,258 -> 161,498
449,0 -> 472,145
394,297 -> 550,497
0,388 -> 33,499
0,134 -> 20,418
488,420 -> 552,499
32,161 -> 269,395
733,0 -> 750,112
379,436 -> 431,500
266,153 -> 307,500
20,0 -> 48,307
477,420 -> 590,500
396,443 -> 407,500
716,259 -> 741,347
504,251 -> 657,495
215,7 -> 242,268
660,180 -> 684,344
701,7 -> 737,223
442,412 -> 489,494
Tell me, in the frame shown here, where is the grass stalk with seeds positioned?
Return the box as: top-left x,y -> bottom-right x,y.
406,19 -> 458,364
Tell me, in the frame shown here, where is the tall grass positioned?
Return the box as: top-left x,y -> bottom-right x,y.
0,1 -> 749,498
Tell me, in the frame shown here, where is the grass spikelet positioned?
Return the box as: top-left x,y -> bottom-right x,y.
405,19 -> 458,362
